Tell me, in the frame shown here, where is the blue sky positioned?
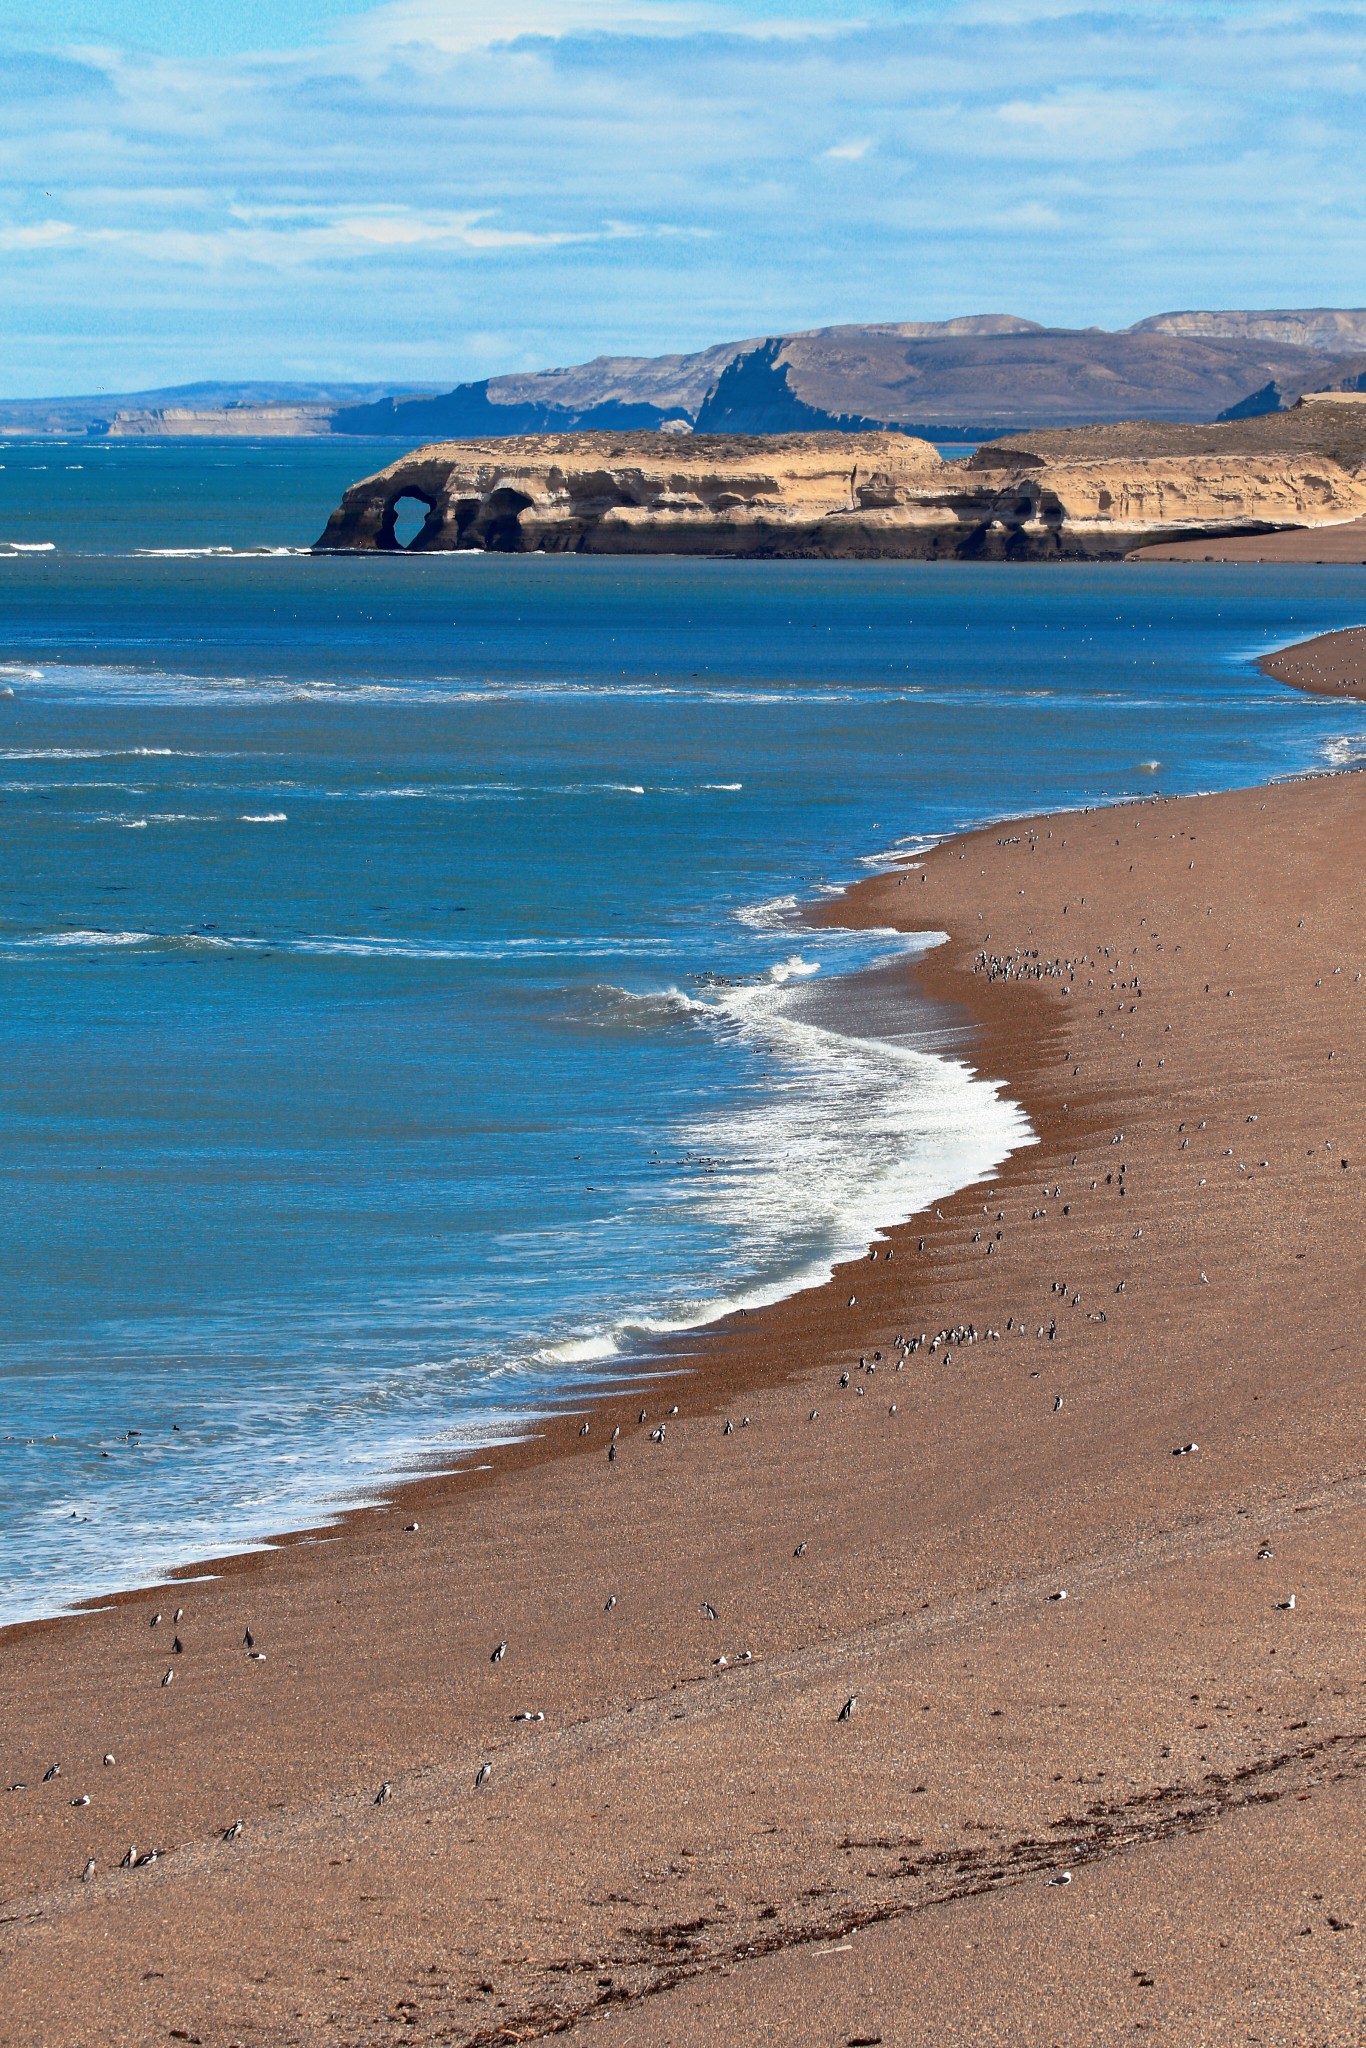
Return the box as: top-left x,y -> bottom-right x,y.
2,0 -> 1365,396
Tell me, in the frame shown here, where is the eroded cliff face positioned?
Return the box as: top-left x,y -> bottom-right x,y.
313,431 -> 1366,560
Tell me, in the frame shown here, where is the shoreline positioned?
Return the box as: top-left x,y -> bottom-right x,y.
0,633 -> 1352,1641
1257,622 -> 1366,699
1131,514 -> 1366,563
4,638 -> 1366,2041
0,928 -> 1026,1644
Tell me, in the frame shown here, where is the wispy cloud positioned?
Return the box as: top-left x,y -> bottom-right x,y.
335,0 -> 727,55
1,0 -> 1365,392
0,210 -> 626,266
0,220 -> 78,250
993,88 -> 1197,159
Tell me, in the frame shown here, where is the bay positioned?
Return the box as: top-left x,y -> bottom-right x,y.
1,437 -> 1363,1625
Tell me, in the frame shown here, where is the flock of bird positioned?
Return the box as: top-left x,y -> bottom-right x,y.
12,804 -> 1344,1925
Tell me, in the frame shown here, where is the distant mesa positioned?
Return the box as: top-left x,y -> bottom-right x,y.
10,308 -> 1366,443
327,311 -> 1366,445
1130,307 -> 1366,352
103,403 -> 336,438
0,379 -> 445,441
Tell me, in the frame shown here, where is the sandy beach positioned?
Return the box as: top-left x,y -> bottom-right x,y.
3,661 -> 1366,2045
1258,625 -> 1366,701
1132,515 -> 1366,563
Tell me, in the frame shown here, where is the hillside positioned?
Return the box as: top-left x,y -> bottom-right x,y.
974,406 -> 1366,470
12,310 -> 1366,441
333,318 -> 1333,439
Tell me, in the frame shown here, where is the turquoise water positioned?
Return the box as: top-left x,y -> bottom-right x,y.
3,438 -> 1365,1626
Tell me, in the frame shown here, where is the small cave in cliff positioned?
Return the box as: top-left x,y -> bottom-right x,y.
472,487 -> 534,552
380,489 -> 441,551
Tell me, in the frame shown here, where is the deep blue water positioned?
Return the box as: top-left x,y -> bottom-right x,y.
2,437 -> 1365,1625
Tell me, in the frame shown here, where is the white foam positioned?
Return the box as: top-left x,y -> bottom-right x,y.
0,747 -> 189,759
130,546 -> 313,559
696,1022 -> 1026,1311
538,1334 -> 621,1364
18,929 -> 156,949
7,661 -> 978,709
574,982 -> 713,1029
544,952 -> 1034,1365
765,953 -> 821,983
2,541 -> 55,552
733,893 -> 801,933
240,812 -> 287,823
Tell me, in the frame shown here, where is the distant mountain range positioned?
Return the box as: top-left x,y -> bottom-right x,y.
7,312 -> 1366,440
334,310 -> 1366,441
0,380 -> 447,437
327,309 -> 1366,442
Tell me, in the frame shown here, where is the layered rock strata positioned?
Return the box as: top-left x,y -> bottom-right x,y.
314,430 -> 1366,560
106,404 -> 333,438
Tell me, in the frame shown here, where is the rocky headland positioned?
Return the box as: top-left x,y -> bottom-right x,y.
313,427 -> 1366,560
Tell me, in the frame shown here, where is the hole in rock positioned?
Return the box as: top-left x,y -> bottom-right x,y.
389,491 -> 434,549
478,487 -> 534,552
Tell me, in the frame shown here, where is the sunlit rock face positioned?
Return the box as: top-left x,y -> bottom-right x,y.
314,430 -> 1366,560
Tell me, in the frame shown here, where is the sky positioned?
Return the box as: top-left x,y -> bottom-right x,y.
2,0 -> 1365,396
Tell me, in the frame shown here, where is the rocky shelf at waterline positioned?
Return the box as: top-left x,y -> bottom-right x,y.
313,429 -> 1366,560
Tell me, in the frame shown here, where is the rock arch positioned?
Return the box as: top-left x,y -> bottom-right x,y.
378,488 -> 443,552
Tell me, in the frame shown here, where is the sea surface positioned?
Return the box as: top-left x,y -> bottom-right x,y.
3,437 -> 1365,1627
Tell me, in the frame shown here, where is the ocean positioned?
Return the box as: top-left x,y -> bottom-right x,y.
2,436 -> 1364,1626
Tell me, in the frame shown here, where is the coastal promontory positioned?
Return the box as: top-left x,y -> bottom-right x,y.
314,427 -> 1366,560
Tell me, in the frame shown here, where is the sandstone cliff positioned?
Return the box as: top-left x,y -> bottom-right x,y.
1131,307 -> 1366,353
313,431 -> 1366,561
106,404 -> 334,438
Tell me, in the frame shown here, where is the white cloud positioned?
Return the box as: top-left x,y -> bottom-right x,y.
994,88 -> 1195,159
334,0 -> 884,57
0,207 -> 656,270
337,0 -> 720,53
0,219 -> 78,249
2,0 -> 1366,392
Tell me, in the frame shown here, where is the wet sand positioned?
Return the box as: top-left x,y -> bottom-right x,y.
1258,624 -> 1366,701
1131,515 -> 1366,562
3,671 -> 1366,2043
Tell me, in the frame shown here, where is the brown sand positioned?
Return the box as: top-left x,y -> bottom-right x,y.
3,707 -> 1366,2043
1258,624 -> 1366,701
1131,514 -> 1366,562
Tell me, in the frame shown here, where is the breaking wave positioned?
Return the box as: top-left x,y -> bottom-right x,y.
539,942 -> 1032,1364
